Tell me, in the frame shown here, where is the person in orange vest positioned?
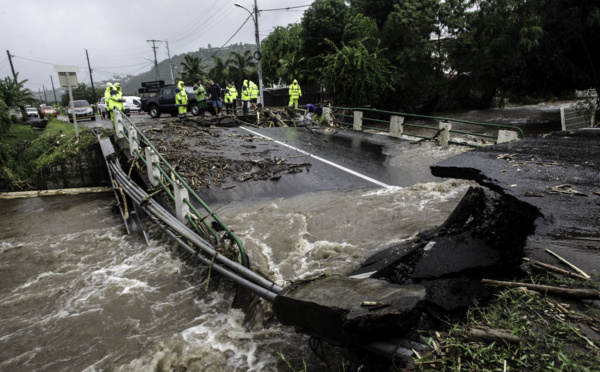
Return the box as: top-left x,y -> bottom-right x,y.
288,79 -> 302,109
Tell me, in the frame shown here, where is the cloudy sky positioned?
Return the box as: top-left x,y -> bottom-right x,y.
0,0 -> 308,98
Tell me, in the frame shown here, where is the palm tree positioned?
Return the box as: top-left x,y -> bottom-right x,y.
0,73 -> 33,108
227,50 -> 255,86
179,54 -> 208,85
277,53 -> 309,85
208,56 -> 229,86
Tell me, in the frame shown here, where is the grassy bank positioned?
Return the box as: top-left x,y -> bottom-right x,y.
0,119 -> 99,190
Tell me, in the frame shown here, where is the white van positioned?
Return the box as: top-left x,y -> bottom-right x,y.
123,96 -> 142,112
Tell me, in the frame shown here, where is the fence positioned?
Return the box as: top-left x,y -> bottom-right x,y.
110,109 -> 249,267
560,106 -> 595,131
327,107 -> 524,148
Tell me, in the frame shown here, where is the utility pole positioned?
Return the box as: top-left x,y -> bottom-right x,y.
50,75 -> 58,105
234,1 -> 264,106
43,85 -> 48,104
164,40 -> 175,84
253,0 -> 264,107
147,39 -> 162,80
85,49 -> 97,106
6,50 -> 17,83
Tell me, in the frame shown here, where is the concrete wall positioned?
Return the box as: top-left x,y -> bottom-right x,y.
38,142 -> 110,190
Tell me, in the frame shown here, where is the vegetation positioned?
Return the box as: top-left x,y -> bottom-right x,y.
256,0 -> 600,113
414,274 -> 600,371
0,118 -> 96,191
58,83 -> 104,107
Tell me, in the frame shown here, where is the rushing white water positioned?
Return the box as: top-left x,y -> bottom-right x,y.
0,140 -> 472,371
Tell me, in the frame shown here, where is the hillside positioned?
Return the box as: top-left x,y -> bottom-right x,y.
109,43 -> 257,95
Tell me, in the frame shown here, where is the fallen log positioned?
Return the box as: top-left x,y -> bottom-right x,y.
482,279 -> 600,300
532,261 -> 590,281
0,187 -> 113,200
460,326 -> 520,345
265,109 -> 288,127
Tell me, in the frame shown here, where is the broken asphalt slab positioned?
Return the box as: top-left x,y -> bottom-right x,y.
430,128 -> 600,274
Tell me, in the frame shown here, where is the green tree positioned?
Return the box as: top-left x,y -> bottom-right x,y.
208,56 -> 229,86
59,84 -> 102,107
319,39 -> 394,107
179,54 -> 208,85
261,24 -> 304,86
535,0 -> 600,100
277,53 -> 310,86
447,0 -> 544,108
226,50 -> 255,86
301,0 -> 350,73
0,73 -> 34,109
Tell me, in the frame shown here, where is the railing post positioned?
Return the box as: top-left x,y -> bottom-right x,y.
114,110 -> 124,139
353,111 -> 363,131
390,115 -> 404,138
129,123 -> 139,154
145,147 -> 160,186
173,180 -> 190,223
323,107 -> 332,126
497,130 -> 519,143
438,121 -> 451,146
560,107 -> 566,131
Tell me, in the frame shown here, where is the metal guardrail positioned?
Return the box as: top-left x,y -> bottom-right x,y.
329,106 -> 524,147
110,109 -> 249,268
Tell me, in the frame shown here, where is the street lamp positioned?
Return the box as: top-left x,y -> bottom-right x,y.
235,1 -> 264,107
145,57 -> 159,80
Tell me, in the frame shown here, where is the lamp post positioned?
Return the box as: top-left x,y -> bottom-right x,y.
145,57 -> 159,80
235,1 -> 264,107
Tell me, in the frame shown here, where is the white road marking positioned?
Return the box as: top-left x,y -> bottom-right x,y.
240,126 -> 391,188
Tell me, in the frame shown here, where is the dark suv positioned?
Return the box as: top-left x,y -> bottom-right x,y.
139,81 -> 209,118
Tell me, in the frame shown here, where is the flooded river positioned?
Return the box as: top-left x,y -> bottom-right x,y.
0,137 -> 474,371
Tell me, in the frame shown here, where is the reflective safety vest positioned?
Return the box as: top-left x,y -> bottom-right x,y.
176,81 -> 188,105
225,85 -> 237,103
194,84 -> 206,100
249,81 -> 258,99
289,80 -> 302,99
241,80 -> 251,100
104,87 -> 112,110
110,88 -> 124,110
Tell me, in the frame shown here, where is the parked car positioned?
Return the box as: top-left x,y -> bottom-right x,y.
123,96 -> 141,112
26,107 -> 39,118
39,106 -> 57,118
67,100 -> 96,122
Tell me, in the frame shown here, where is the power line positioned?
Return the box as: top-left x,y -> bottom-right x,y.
208,15 -> 253,59
262,4 -> 311,11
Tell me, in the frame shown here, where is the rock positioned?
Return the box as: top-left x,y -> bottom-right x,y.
273,275 -> 426,347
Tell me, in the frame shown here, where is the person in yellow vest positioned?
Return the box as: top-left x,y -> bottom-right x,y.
249,80 -> 259,109
224,81 -> 238,114
108,83 -> 124,128
288,79 -> 302,109
175,81 -> 188,119
103,82 -> 113,120
241,79 -> 251,115
193,79 -> 207,116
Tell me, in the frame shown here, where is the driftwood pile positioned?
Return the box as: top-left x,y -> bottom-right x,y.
141,120 -> 311,189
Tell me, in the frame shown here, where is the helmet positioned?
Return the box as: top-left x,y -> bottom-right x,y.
106,83 -> 113,88
114,83 -> 121,88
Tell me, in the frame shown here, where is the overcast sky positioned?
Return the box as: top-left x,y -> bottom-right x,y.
0,0 -> 308,97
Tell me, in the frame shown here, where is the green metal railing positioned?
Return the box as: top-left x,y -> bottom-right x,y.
113,110 -> 249,267
329,107 -> 524,147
